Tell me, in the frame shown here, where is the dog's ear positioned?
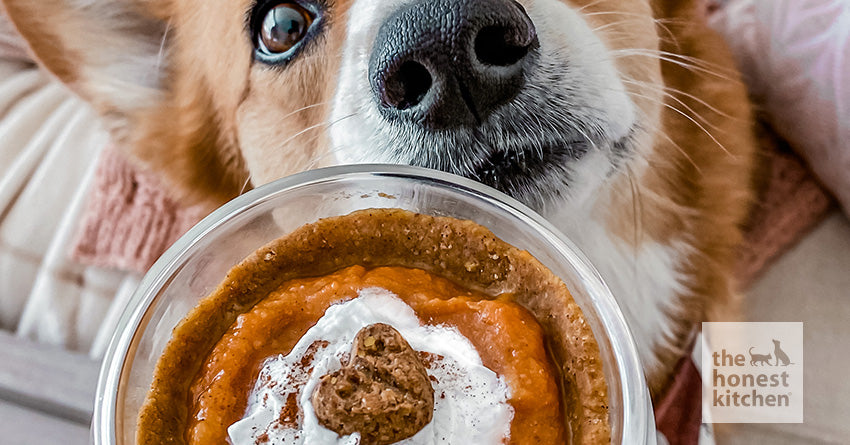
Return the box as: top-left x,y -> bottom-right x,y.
2,0 -> 248,207
2,0 -> 169,121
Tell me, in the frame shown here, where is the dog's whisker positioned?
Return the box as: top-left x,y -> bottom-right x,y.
277,100 -> 334,122
586,12 -> 678,43
582,10 -> 681,46
302,145 -> 346,171
610,48 -> 740,83
551,112 -> 600,157
654,98 -> 733,157
284,52 -> 338,67
242,112 -> 361,178
574,0 -> 610,13
299,116 -> 360,159
277,112 -> 357,149
634,124 -> 703,176
616,75 -> 745,164
652,49 -> 740,78
594,83 -> 703,174
593,28 -> 678,52
592,20 -> 641,33
611,49 -> 728,83
617,86 -> 733,158
609,49 -> 739,82
297,113 -> 363,170
660,86 -> 745,122
621,78 -> 745,123
302,142 -> 359,171
154,21 -> 171,78
619,82 -> 729,135
239,174 -> 253,195
625,164 -> 644,280
527,113 -> 547,161
591,20 -> 659,38
653,126 -> 703,173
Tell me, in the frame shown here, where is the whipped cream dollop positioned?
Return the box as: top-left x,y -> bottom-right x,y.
227,288 -> 513,444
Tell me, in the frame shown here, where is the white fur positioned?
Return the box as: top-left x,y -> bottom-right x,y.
328,0 -> 682,373
549,194 -> 691,374
330,0 -> 636,176
545,149 -> 693,374
328,0 -> 410,164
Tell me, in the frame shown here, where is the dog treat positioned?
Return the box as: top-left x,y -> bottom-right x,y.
136,209 -> 611,444
312,323 -> 435,444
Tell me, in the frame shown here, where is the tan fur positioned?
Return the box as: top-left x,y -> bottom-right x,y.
2,0 -> 756,397
2,1 -> 83,89
606,1 -> 756,393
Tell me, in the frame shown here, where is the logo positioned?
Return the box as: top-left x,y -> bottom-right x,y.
701,322 -> 803,423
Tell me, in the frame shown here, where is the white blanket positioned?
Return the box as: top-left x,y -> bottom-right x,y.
0,17 -> 138,357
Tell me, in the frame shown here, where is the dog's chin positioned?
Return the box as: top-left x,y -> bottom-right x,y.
394,126 -> 633,212
332,127 -> 631,213
455,140 -> 589,209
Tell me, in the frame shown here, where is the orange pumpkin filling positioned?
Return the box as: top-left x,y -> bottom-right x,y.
186,265 -> 566,444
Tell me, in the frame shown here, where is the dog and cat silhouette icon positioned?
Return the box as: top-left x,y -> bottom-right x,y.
748,339 -> 793,366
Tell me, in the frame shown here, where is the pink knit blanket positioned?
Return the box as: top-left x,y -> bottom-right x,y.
736,125 -> 834,285
70,148 -> 207,273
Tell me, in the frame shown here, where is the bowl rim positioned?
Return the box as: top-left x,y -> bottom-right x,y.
93,163 -> 654,444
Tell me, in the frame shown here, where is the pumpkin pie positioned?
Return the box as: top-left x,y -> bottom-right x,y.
137,208 -> 611,444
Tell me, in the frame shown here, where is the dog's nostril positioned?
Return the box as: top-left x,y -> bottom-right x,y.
474,25 -> 532,67
383,61 -> 433,110
369,0 -> 538,127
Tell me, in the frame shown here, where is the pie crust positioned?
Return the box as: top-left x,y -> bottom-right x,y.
137,208 -> 611,444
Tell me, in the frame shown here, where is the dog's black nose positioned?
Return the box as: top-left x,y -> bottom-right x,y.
369,0 -> 538,129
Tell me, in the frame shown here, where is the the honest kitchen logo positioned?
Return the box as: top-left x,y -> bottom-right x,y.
711,341 -> 792,408
702,322 -> 803,423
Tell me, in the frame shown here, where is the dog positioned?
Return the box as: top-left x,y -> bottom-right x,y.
748,347 -> 772,366
1,0 -> 757,396
773,339 -> 792,366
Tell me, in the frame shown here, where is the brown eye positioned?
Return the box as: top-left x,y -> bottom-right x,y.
259,3 -> 314,54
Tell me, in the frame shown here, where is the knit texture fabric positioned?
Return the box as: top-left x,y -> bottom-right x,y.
655,356 -> 702,445
69,148 -> 206,272
737,125 -> 835,287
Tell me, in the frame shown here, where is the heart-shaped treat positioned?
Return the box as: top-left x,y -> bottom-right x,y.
312,323 -> 435,445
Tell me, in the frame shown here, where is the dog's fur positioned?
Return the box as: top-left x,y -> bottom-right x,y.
2,0 -> 757,396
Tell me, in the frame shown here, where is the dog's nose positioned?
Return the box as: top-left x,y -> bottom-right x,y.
369,0 -> 538,129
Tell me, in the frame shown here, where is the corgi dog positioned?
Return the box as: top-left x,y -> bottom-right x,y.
1,0 -> 756,396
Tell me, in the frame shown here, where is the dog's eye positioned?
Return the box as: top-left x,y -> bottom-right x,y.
257,3 -> 314,55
